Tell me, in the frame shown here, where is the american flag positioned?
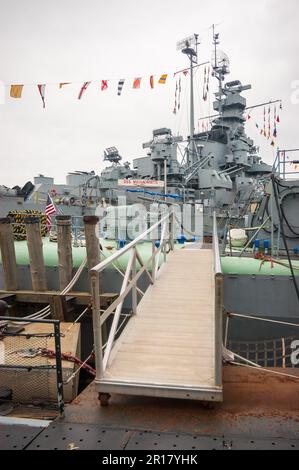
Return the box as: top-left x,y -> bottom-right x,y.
45,194 -> 56,230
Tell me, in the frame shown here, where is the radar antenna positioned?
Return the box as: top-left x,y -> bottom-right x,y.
103,147 -> 122,165
212,25 -> 230,111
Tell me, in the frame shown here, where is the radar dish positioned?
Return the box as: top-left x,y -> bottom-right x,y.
176,34 -> 198,51
212,49 -> 230,74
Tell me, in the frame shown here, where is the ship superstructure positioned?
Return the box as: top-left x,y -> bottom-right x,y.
0,29 -> 277,235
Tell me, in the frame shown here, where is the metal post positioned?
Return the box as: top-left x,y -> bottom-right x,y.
271,192 -> 274,256
277,224 -> 281,258
56,215 -> 73,291
25,216 -> 47,291
239,216 -> 270,257
215,273 -> 223,388
0,218 -> 18,291
283,152 -> 286,180
132,247 -> 137,315
151,241 -> 156,283
169,211 -> 175,251
53,321 -> 65,418
190,54 -> 195,165
91,271 -> 103,379
224,314 -> 230,347
164,157 -> 167,201
84,215 -> 107,343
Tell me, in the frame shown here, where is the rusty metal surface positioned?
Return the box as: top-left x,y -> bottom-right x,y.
63,366 -> 299,440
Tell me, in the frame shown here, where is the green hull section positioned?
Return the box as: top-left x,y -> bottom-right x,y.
0,239 -> 183,271
221,256 -> 299,277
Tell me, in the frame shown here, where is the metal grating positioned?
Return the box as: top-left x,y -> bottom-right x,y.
226,438 -> 299,450
126,431 -> 299,450
25,425 -> 299,451
126,431 -> 224,450
0,424 -> 44,450
0,317 -> 64,417
0,334 -> 52,402
26,422 -> 131,450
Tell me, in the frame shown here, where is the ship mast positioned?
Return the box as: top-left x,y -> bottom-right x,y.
177,34 -> 200,165
212,25 -> 222,112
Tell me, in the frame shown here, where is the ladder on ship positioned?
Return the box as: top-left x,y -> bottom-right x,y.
90,212 -> 223,405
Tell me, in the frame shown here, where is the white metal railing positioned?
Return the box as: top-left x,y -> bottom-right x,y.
212,211 -> 222,275
90,210 -> 175,379
273,148 -> 299,179
212,211 -> 223,388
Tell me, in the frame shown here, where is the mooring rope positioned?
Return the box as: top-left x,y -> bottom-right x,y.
228,312 -> 299,329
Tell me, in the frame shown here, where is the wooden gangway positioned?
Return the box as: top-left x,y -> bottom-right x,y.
91,212 -> 223,405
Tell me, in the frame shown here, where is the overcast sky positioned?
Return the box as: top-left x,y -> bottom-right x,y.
0,0 -> 298,187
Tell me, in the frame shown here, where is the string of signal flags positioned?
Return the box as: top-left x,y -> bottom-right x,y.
199,99 -> 283,149
246,101 -> 283,148
8,71 -> 184,109
7,60 -> 210,109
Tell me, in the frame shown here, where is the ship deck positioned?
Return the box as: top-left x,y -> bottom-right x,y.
1,365 -> 299,450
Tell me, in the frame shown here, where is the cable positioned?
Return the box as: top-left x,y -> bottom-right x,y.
230,361 -> 299,381
10,257 -> 87,325
274,180 -> 299,237
64,307 -> 90,336
228,312 -> 299,328
63,350 -> 95,385
271,174 -> 299,305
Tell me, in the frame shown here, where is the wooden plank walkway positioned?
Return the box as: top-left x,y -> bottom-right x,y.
97,248 -> 223,402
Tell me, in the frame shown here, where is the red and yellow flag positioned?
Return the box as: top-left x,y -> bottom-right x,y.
10,85 -> 24,98
158,74 -> 167,84
59,82 -> 70,89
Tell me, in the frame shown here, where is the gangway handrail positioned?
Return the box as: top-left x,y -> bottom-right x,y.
212,211 -> 223,388
213,211 -> 222,275
90,210 -> 175,379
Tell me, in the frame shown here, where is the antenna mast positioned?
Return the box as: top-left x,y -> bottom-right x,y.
212,25 -> 222,108
177,34 -> 200,165
212,25 -> 230,115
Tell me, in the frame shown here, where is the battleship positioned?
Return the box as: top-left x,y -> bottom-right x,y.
0,30 -> 273,234
0,27 -> 299,452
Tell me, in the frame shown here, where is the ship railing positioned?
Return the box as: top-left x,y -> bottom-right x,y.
273,148 -> 299,179
212,211 -> 224,388
90,210 -> 175,378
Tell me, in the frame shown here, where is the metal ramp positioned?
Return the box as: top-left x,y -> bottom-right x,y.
90,212 -> 223,404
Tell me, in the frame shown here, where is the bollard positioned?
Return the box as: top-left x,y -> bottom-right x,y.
56,215 -> 73,291
25,217 -> 47,291
0,218 -> 18,291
